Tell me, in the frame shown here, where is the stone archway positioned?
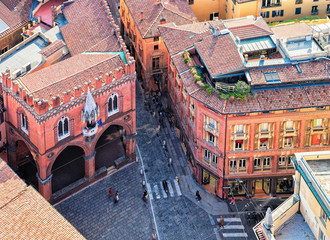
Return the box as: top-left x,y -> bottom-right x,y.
51,146 -> 85,193
15,140 -> 38,189
94,125 -> 126,170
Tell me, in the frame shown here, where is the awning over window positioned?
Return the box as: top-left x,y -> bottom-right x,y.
285,136 -> 293,139
260,138 -> 268,143
236,140 -> 243,144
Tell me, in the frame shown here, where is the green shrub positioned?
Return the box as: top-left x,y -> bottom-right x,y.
183,57 -> 188,64
206,87 -> 213,95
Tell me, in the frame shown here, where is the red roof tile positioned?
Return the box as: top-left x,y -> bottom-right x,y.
304,85 -> 330,106
249,59 -> 330,85
60,0 -> 121,55
17,53 -> 125,102
0,0 -> 31,39
171,53 -> 189,74
159,20 -> 222,55
124,0 -> 196,38
195,34 -> 245,77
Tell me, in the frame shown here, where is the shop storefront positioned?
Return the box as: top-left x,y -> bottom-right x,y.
275,177 -> 294,194
228,179 -> 248,196
202,169 -> 218,194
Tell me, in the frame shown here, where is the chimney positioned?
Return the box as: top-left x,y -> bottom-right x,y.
1,70 -> 10,88
74,86 -> 82,98
160,18 -> 166,25
52,96 -> 60,108
19,87 -> 27,100
12,81 -> 19,94
140,11 -> 143,21
105,72 -> 113,84
84,81 -> 91,93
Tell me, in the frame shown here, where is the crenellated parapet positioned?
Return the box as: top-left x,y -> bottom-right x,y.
1,68 -> 136,124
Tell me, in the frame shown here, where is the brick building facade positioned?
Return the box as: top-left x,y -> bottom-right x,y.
120,0 -> 197,93
0,0 -> 136,200
159,17 -> 330,199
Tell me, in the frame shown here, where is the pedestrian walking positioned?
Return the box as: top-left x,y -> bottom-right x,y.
195,190 -> 201,202
230,196 -> 235,205
109,188 -> 114,197
114,191 -> 119,203
219,216 -> 224,229
142,189 -> 148,201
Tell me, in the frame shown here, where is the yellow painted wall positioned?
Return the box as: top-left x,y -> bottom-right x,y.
188,0 -> 330,22
187,0 -> 221,21
299,174 -> 330,239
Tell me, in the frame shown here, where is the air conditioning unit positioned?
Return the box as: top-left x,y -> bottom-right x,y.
22,62 -> 31,72
12,69 -> 21,79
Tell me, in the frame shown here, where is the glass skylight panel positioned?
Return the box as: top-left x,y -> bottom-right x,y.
0,19 -> 9,34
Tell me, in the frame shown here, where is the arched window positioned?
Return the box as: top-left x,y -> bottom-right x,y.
21,113 -> 28,135
108,93 -> 119,116
58,116 -> 70,140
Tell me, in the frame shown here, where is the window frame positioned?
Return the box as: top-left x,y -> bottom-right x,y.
21,113 -> 29,135
58,116 -> 70,141
108,93 -> 119,116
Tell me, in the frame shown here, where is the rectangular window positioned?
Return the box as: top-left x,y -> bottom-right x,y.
312,6 -> 318,14
152,57 -> 160,70
279,156 -> 286,165
209,118 -> 216,129
327,4 -> 330,13
260,138 -> 268,148
295,7 -> 301,14
239,159 -> 246,168
261,123 -> 268,131
284,137 -> 292,147
254,158 -> 261,167
236,125 -> 244,133
204,149 -> 210,160
319,229 -> 325,240
154,45 -> 159,51
230,160 -> 237,169
286,121 -> 293,129
209,134 -> 215,144
288,156 -> 293,165
1,46 -> 8,55
313,119 -> 322,127
264,157 -> 271,166
235,140 -> 243,150
153,36 -> 159,41
295,0 -> 302,4
212,155 -> 218,165
189,0 -> 194,5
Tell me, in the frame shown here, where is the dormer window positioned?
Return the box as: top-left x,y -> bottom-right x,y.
58,116 -> 70,140
108,93 -> 119,116
21,113 -> 28,135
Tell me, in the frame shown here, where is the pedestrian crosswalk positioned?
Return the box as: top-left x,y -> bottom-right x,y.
146,179 -> 182,200
217,217 -> 248,238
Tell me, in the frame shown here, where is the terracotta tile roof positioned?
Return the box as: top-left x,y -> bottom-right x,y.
17,53 -> 124,102
194,33 -> 245,77
224,96 -> 261,113
0,0 -> 31,39
124,0 -> 196,38
180,70 -> 199,94
249,59 -> 330,85
304,85 -> 330,106
255,87 -> 311,111
39,39 -> 65,57
159,20 -> 222,55
0,159 -> 86,240
60,0 -> 121,55
171,53 -> 189,74
226,17 -> 273,40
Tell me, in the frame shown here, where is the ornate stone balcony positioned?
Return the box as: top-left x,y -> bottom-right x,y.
82,124 -> 98,137
203,123 -> 219,136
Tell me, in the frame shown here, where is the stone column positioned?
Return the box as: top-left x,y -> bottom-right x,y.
249,123 -> 256,151
299,120 -> 306,148
37,173 -> 52,200
84,152 -> 96,179
125,133 -> 137,162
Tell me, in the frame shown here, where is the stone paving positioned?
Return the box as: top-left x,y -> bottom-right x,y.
55,81 -> 286,240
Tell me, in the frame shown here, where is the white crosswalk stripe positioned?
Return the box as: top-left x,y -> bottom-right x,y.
160,181 -> 168,198
217,217 -> 247,239
173,180 -> 182,196
146,183 -> 153,200
154,185 -> 161,199
167,181 -> 174,197
147,179 -> 182,200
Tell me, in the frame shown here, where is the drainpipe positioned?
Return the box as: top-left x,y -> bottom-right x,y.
222,113 -> 228,199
